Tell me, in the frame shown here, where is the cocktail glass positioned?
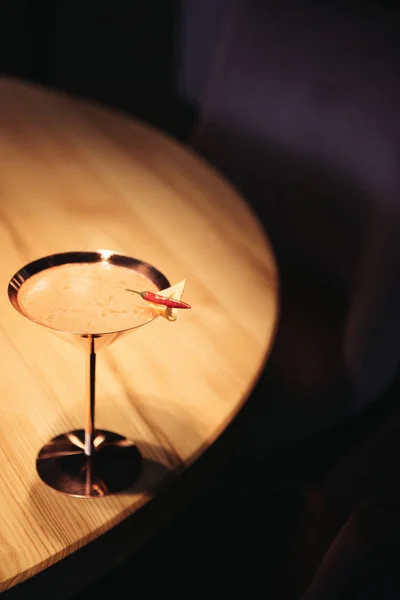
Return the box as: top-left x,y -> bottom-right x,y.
8,250 -> 170,498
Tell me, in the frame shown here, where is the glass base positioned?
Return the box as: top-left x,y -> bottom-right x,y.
36,429 -> 142,498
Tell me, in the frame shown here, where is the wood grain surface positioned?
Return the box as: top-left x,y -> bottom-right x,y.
0,77 -> 278,592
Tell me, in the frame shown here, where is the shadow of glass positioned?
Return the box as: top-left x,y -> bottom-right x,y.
27,438 -> 183,545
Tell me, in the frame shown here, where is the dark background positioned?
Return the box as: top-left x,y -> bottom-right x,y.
0,0 -> 222,141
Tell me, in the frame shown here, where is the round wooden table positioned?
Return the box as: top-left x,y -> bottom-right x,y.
0,78 -> 278,595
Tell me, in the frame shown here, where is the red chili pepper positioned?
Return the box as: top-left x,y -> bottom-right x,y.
126,289 -> 191,309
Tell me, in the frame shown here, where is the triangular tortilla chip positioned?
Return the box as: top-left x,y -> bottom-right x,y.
150,279 -> 187,321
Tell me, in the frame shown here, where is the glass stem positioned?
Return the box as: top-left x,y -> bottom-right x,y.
85,335 -> 96,456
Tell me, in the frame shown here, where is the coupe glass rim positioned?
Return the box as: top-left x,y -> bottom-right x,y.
7,249 -> 171,335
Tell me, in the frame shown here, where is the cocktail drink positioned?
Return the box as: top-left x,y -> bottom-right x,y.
18,262 -> 164,334
8,250 -> 189,497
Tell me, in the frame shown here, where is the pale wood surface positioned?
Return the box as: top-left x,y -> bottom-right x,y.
0,78 -> 278,592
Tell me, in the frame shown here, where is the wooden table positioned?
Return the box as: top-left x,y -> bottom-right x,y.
0,78 -> 278,595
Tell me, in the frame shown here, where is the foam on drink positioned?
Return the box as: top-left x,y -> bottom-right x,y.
18,262 -> 159,334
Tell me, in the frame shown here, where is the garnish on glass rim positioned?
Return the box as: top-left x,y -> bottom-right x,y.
125,289 -> 191,309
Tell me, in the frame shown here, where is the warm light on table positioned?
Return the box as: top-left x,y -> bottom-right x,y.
0,77 -> 278,594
